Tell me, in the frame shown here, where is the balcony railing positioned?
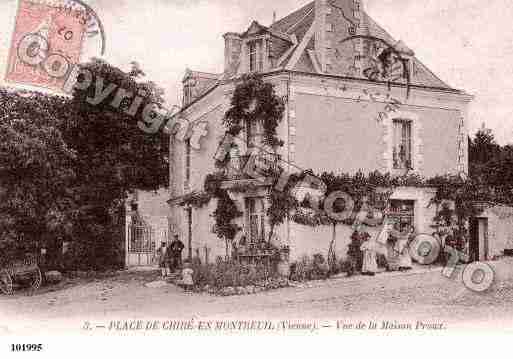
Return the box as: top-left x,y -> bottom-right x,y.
225,152 -> 282,181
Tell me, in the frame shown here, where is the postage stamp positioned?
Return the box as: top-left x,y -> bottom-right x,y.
4,0 -> 100,91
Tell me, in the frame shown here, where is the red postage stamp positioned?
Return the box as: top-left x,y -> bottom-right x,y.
5,0 -> 87,92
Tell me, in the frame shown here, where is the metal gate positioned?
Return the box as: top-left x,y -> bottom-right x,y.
127,224 -> 155,266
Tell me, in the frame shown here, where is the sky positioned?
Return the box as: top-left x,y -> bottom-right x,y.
1,0 -> 512,143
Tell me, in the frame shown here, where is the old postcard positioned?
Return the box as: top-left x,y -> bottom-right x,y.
0,0 -> 512,356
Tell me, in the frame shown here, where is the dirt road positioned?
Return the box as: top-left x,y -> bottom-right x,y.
2,259 -> 513,334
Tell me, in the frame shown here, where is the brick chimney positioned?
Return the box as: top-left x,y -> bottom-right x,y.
353,0 -> 370,77
223,32 -> 242,78
316,0 -> 370,75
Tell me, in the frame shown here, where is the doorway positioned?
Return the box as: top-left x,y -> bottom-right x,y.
470,217 -> 488,262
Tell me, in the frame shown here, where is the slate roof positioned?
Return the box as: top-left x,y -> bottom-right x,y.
183,69 -> 221,104
182,0 -> 459,109
270,2 -> 315,34
268,1 -> 453,89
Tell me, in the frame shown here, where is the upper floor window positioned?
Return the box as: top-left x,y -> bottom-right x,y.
245,119 -> 263,149
393,119 -> 413,170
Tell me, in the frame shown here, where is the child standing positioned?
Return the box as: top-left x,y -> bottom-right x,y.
156,242 -> 168,278
181,261 -> 194,292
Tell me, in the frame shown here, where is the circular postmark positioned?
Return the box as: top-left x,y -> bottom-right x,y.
56,0 -> 106,56
8,0 -> 107,91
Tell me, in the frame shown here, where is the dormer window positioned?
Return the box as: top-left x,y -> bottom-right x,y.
249,42 -> 257,72
248,40 -> 264,73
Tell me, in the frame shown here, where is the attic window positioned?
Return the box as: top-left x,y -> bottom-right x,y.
248,41 -> 263,73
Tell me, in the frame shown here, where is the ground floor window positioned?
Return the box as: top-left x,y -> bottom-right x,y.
388,200 -> 415,231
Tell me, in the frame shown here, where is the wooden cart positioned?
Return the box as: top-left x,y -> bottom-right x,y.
0,255 -> 42,295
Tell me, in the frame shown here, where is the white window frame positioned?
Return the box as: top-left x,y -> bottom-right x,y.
383,111 -> 422,174
392,119 -> 413,170
248,41 -> 261,73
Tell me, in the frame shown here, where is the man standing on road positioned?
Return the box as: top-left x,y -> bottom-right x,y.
169,235 -> 185,274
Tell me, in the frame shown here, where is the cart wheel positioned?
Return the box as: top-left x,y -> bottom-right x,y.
0,270 -> 13,296
30,268 -> 42,292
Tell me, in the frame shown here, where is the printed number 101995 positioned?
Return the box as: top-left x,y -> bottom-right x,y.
11,344 -> 43,352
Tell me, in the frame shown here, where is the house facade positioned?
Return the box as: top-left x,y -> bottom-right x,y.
167,0 -> 473,263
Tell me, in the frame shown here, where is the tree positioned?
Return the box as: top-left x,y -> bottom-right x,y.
469,125 -> 500,180
0,58 -> 170,270
0,89 -> 76,267
468,126 -> 513,204
60,58 -> 169,269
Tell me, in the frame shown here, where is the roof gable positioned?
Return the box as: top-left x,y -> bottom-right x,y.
243,21 -> 268,37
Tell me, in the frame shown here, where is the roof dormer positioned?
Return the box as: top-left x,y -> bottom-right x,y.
223,21 -> 295,78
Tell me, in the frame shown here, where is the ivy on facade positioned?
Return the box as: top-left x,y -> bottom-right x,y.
204,173 -> 243,246
281,170 -> 511,238
223,74 -> 285,148
196,75 -> 286,249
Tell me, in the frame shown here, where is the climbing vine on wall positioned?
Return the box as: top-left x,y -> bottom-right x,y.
223,74 -> 285,148
276,170 -> 507,235
204,173 -> 243,247
199,75 -> 286,250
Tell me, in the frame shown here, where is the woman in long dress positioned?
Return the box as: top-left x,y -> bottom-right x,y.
360,235 -> 378,276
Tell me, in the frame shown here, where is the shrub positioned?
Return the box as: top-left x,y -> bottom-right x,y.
312,253 -> 330,279
292,255 -> 314,282
191,260 -> 279,291
289,254 -> 334,282
339,259 -> 353,274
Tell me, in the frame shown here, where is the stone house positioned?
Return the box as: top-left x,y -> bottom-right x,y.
167,0 -> 473,263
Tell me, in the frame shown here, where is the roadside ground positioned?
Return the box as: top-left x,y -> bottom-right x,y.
2,259 -> 513,334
